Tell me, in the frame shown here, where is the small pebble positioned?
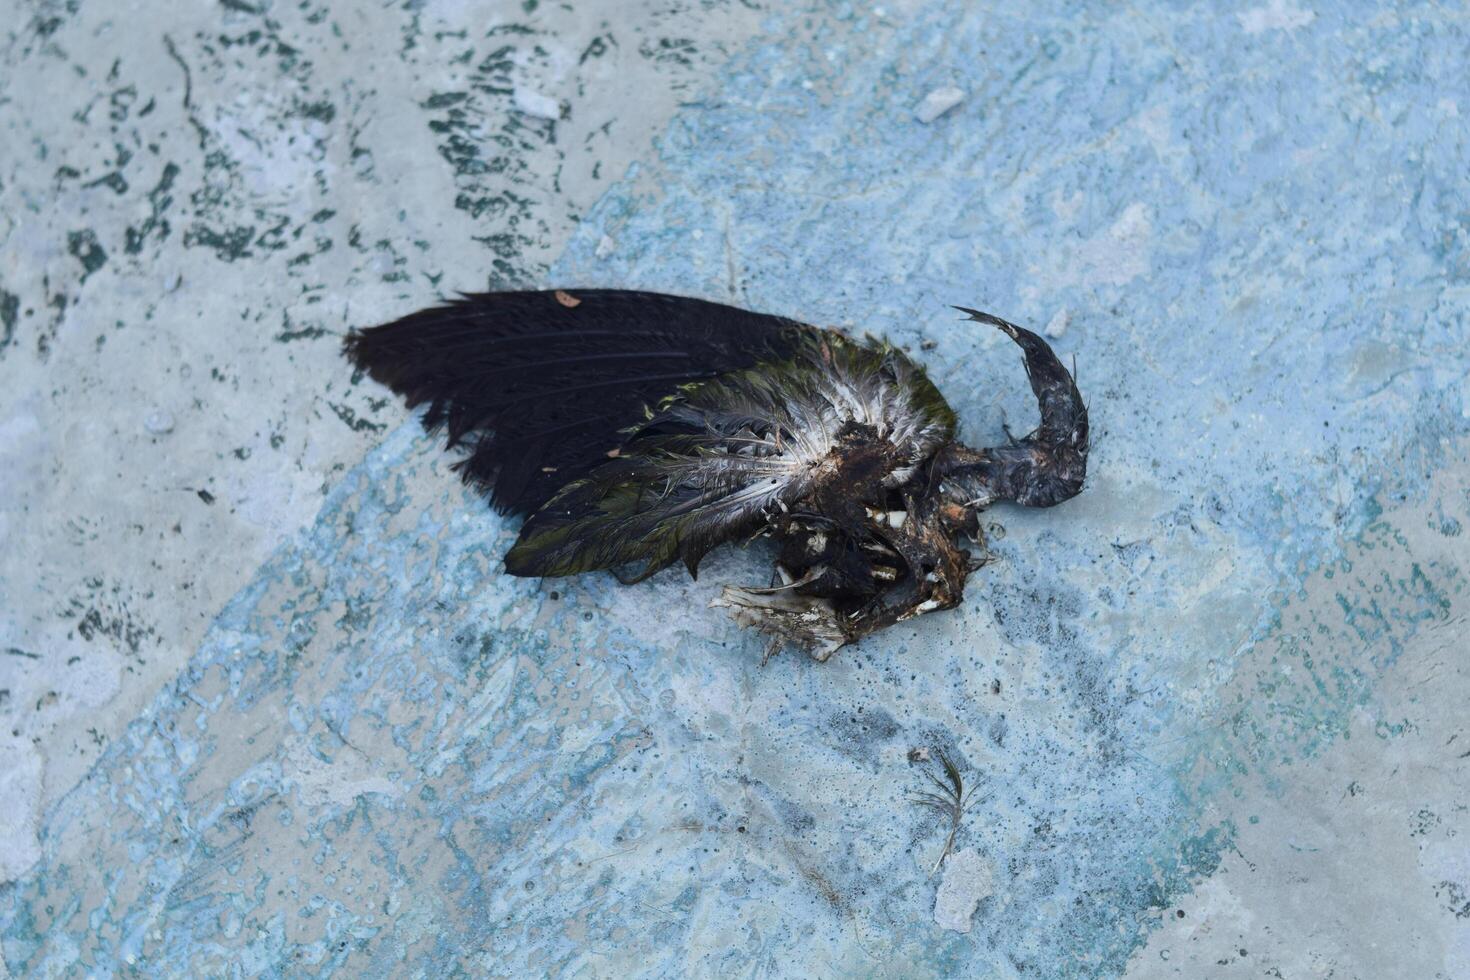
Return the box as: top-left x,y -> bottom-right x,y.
595,235 -> 616,259
914,86 -> 966,124
513,87 -> 561,120
164,273 -> 182,292
144,410 -> 175,435
1044,307 -> 1070,339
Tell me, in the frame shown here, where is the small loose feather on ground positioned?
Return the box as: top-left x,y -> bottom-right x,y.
343,289 -> 1090,659
910,749 -> 987,875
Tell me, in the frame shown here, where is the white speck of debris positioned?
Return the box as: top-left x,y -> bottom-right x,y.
595,235 -> 616,259
144,410 -> 175,435
1044,307 -> 1071,339
933,848 -> 995,933
914,86 -> 967,124
1237,0 -> 1315,34
513,87 -> 561,121
164,272 -> 182,292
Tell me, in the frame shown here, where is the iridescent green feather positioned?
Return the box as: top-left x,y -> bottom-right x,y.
503,332 -> 956,580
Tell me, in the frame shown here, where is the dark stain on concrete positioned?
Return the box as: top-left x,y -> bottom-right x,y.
184,224 -> 255,261
327,400 -> 386,433
0,288 -> 18,352
66,229 -> 108,281
125,162 -> 180,254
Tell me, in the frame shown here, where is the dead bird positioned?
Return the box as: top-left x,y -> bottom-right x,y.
343,289 -> 1088,660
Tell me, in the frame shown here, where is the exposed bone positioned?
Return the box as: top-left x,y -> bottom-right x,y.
741,565 -> 827,595
895,596 -> 944,622
710,587 -> 847,660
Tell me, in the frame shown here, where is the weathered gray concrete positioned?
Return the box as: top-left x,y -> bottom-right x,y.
0,0 -> 802,883
1128,459 -> 1470,977
3,1 -> 1469,977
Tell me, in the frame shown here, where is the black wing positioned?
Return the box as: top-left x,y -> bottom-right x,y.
502,332 -> 957,581
342,289 -> 814,516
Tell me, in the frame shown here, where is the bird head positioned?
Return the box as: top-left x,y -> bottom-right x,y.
940,308 -> 1089,510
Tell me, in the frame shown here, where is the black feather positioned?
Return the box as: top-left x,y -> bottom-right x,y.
342,289 -> 814,516
501,331 -> 958,582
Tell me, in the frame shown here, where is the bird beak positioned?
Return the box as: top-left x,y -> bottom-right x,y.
949,307 -> 1089,507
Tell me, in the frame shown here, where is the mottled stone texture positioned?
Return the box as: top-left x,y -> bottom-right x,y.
3,1 -> 1470,978
0,0 -> 791,892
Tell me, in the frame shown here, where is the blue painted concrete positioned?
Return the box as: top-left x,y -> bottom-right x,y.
4,1 -> 1469,976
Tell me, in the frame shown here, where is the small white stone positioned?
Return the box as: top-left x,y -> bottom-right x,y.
144,410 -> 175,435
164,272 -> 182,292
914,86 -> 966,124
1044,307 -> 1070,339
933,848 -> 995,932
595,234 -> 616,259
513,87 -> 561,121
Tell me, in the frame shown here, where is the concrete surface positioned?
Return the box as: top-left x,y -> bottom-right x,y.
2,1 -> 1468,977
0,0 -> 791,885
